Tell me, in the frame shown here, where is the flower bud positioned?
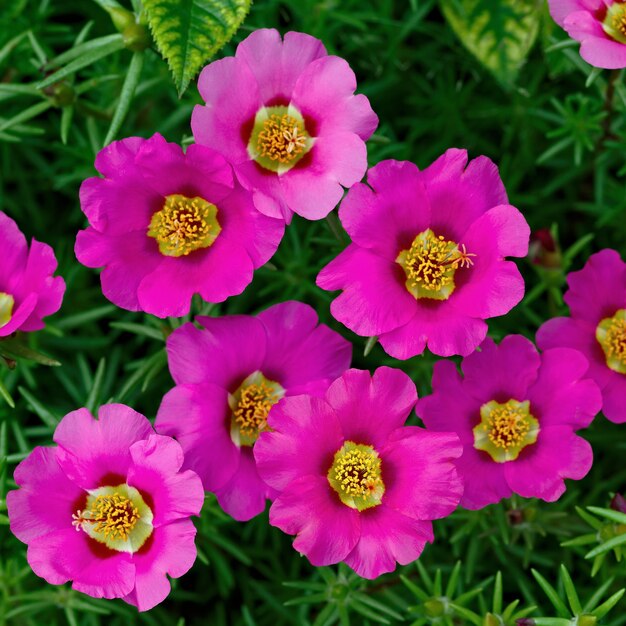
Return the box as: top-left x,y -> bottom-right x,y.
610,493 -> 626,513
529,228 -> 562,270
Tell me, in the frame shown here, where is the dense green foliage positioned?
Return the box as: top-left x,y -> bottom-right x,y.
1,0 -> 626,624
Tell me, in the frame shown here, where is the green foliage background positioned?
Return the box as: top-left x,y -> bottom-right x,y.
1,0 -> 626,624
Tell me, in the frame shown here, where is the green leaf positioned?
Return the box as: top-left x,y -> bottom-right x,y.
143,0 -> 252,95
439,0 -> 542,88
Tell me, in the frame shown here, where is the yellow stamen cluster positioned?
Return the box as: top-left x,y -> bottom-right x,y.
397,229 -> 475,300
597,311 -> 626,373
257,114 -> 308,163
73,493 -> 140,541
612,5 -> 626,37
332,447 -> 383,500
148,194 -> 220,257
485,401 -> 532,450
233,381 -> 275,438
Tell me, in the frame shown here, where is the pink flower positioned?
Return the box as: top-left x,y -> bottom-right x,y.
76,133 -> 284,318
418,335 -> 601,510
317,153 -> 530,359
0,211 -> 65,337
191,29 -> 378,223
7,404 -> 204,612
537,249 -> 626,423
155,301 -> 352,521
254,367 -> 463,578
548,0 -> 626,69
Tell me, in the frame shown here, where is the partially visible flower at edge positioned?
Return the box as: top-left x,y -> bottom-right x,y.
537,249 -> 626,423
0,210 -> 65,337
7,404 -> 204,611
548,0 -> 626,69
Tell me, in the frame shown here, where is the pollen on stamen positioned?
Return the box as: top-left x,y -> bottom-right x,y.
257,114 -> 309,163
396,229 -> 476,301
327,441 -> 385,511
148,194 -> 221,258
596,310 -> 626,374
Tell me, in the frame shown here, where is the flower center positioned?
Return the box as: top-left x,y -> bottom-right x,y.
229,371 -> 285,446
327,441 -> 385,511
603,2 -> 626,43
0,292 -> 14,329
473,399 -> 539,463
247,105 -> 313,174
147,194 -> 221,257
597,309 -> 626,374
72,484 -> 153,553
396,229 -> 476,300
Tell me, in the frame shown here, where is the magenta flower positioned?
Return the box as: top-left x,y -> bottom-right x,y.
155,301 -> 352,521
76,133 -> 284,318
548,0 -> 626,68
191,29 -> 378,223
537,249 -> 626,423
317,153 -> 530,358
418,335 -> 601,510
254,367 -> 463,578
7,404 -> 204,611
0,211 -> 65,336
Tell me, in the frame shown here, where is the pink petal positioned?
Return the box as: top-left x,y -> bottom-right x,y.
549,0 -> 604,26
528,347 -> 601,429
343,506 -> 433,579
423,151 -> 509,241
256,301 -> 352,393
601,374 -> 626,424
457,447 -> 512,510
564,249 -> 626,324
94,136 -> 145,178
323,368 -> 417,448
214,448 -> 274,521
236,29 -> 327,103
460,335 -> 541,404
255,395 -> 344,491
417,360 -> 479,446
317,245 -> 417,337
279,132 -> 367,221
192,57 -> 262,164
504,427 -> 593,501
339,161 -> 432,261
579,35 -> 626,69
124,520 -> 198,612
8,447 -> 83,543
380,427 -> 463,520
155,383 -> 240,492
291,55 -> 378,139
379,304 -> 488,359
27,528 -> 134,598
166,316 -> 266,388
0,211 -> 28,288
134,140 -> 233,203
54,405 -> 153,490
127,434 -> 204,527
269,474 -> 360,566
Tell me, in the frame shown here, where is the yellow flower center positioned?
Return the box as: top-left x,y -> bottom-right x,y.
597,309 -> 626,374
72,484 -> 153,553
148,194 -> 221,257
396,228 -> 476,300
473,399 -> 539,463
257,114 -> 308,163
603,2 -> 626,43
229,371 -> 285,446
247,105 -> 313,174
0,292 -> 14,328
327,441 -> 385,511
